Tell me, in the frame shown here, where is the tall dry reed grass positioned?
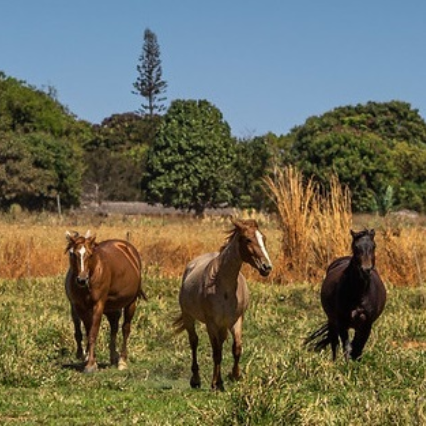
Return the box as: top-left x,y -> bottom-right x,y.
264,165 -> 426,286
264,166 -> 352,283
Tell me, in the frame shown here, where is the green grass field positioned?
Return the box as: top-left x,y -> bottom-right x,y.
1,276 -> 426,425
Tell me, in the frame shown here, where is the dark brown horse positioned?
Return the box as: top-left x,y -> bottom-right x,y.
65,231 -> 146,373
305,229 -> 386,361
174,219 -> 273,390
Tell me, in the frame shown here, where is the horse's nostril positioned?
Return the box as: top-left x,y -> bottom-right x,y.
260,264 -> 272,276
361,266 -> 373,275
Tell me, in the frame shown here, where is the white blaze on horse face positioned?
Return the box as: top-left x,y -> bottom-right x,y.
78,246 -> 86,272
255,230 -> 272,265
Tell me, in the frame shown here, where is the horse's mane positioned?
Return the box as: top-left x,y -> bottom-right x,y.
219,228 -> 238,252
219,220 -> 259,252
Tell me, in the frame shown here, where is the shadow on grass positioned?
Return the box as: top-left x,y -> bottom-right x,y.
61,362 -> 110,372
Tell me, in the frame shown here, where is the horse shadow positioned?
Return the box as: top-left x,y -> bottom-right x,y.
61,362 -> 109,372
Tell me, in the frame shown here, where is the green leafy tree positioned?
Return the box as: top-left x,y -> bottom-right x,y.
133,28 -> 167,117
0,71 -> 90,211
0,71 -> 80,136
391,141 -> 426,211
0,132 -> 82,210
144,99 -> 236,216
234,136 -> 274,210
83,113 -> 160,202
288,101 -> 426,212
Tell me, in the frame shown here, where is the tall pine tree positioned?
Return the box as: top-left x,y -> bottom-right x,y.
133,28 -> 167,117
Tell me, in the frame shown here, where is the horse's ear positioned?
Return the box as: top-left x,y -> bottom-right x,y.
350,229 -> 357,239
369,229 -> 375,239
65,231 -> 75,253
231,216 -> 241,227
87,234 -> 97,246
65,230 -> 79,242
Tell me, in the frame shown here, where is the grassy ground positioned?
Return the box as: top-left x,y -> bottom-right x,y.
1,275 -> 426,425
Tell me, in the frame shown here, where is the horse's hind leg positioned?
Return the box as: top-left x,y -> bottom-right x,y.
351,325 -> 372,360
327,325 -> 339,361
182,315 -> 201,388
338,327 -> 351,361
230,317 -> 243,381
119,300 -> 137,370
207,325 -> 227,391
106,310 -> 121,367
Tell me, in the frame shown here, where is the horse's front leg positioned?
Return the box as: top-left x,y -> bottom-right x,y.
70,304 -> 84,360
207,326 -> 227,391
84,302 -> 104,373
351,324 -> 372,360
230,317 -> 243,381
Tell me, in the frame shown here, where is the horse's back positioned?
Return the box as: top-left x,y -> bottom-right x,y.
96,239 -> 143,307
179,252 -> 219,323
321,256 -> 350,306
182,252 -> 219,286
96,239 -> 142,269
369,270 -> 387,317
181,252 -> 218,298
326,256 -> 351,274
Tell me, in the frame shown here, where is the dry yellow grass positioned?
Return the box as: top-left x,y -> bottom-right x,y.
0,213 -> 280,284
0,182 -> 425,287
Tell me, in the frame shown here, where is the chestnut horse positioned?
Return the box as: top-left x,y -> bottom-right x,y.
305,229 -> 386,361
65,231 -> 146,373
174,219 -> 273,390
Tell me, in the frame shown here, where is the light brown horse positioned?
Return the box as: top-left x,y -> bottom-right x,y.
174,219 -> 273,390
65,231 -> 146,373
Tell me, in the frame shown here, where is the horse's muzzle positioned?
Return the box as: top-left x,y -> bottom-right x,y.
361,265 -> 374,276
76,276 -> 89,287
259,264 -> 272,277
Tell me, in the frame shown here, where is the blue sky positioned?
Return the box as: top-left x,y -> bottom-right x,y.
1,1 -> 425,137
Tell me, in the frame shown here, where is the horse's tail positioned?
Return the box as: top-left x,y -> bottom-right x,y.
304,323 -> 331,352
138,280 -> 148,301
172,314 -> 186,335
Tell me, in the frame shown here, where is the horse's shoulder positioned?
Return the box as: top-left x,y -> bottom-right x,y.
371,270 -> 387,295
326,256 -> 351,274
183,252 -> 219,282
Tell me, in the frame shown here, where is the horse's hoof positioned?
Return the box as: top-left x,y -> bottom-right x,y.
190,378 -> 201,389
84,363 -> 98,374
228,372 -> 242,382
211,383 -> 225,392
118,359 -> 128,371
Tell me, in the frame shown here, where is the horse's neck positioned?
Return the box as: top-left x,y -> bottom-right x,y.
346,259 -> 370,293
214,236 -> 243,287
88,252 -> 103,282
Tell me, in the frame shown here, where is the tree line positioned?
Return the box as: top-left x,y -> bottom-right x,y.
1,29 -> 426,215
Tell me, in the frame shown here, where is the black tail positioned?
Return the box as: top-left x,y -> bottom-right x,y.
304,323 -> 332,352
